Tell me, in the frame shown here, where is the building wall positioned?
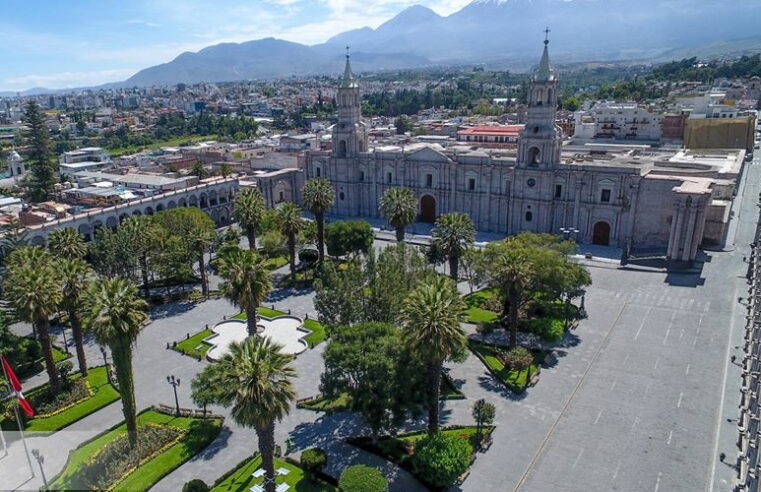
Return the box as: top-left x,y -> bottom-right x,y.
684,116 -> 757,152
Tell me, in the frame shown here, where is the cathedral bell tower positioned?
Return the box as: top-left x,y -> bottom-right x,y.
332,47 -> 368,158
518,30 -> 562,169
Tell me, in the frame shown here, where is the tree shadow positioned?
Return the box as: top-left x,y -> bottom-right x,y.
477,375 -> 528,401
288,413 -> 366,452
149,300 -> 199,320
267,286 -> 314,303
188,424 -> 233,461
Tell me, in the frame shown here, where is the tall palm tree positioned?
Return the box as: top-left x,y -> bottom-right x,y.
4,248 -> 63,390
485,244 -> 532,349
301,179 -> 334,265
400,276 -> 466,435
120,216 -> 161,298
234,188 -> 266,250
198,336 -> 295,492
83,278 -> 148,448
431,212 -> 475,281
48,227 -> 86,260
379,187 -> 417,243
217,249 -> 272,336
57,258 -> 93,376
276,203 -> 303,281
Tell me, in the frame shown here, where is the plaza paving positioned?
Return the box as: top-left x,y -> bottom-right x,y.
1,156 -> 758,490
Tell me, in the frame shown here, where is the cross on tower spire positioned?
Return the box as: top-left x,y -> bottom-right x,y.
346,45 -> 350,61
544,27 -> 550,45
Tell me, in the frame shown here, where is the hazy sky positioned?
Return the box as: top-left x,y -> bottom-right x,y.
0,0 -> 473,91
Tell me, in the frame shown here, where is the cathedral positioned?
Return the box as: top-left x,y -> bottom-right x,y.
305,38 -> 745,263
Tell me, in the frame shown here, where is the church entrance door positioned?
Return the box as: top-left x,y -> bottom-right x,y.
592,221 -> 611,246
420,195 -> 436,223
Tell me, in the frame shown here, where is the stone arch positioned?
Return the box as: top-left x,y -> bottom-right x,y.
219,211 -> 229,226
30,235 -> 46,247
274,180 -> 293,205
168,200 -> 177,209
78,223 -> 92,241
119,213 -> 130,224
529,147 -> 540,165
106,216 -> 118,230
200,193 -> 208,208
144,206 -> 154,215
156,203 -> 165,212
189,195 -> 198,207
132,209 -> 142,216
419,195 -> 436,223
179,198 -> 187,207
210,209 -> 220,223
209,190 -> 218,207
592,221 -> 611,246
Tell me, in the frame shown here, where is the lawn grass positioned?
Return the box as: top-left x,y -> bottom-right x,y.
49,409 -> 223,491
468,340 -> 544,392
4,366 -> 120,433
264,256 -> 289,270
463,288 -> 499,324
303,319 -> 327,347
212,454 -> 336,492
173,329 -> 214,359
107,134 -> 217,157
233,307 -> 288,320
53,345 -> 71,362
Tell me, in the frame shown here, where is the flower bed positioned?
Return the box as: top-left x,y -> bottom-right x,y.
211,454 -> 336,491
468,340 -> 545,392
34,380 -> 94,418
172,329 -> 214,360
80,424 -> 186,491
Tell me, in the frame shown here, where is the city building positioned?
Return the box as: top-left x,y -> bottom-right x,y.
59,147 -> 112,175
456,125 -> 523,147
306,38 -> 746,264
573,102 -> 662,143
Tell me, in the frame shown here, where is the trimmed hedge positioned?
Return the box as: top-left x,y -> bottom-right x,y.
338,465 -> 388,492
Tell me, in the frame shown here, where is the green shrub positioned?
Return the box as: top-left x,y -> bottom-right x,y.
299,249 -> 319,265
259,231 -> 287,258
325,220 -> 374,257
523,316 -> 565,342
412,432 -> 471,488
338,464 -> 388,492
300,447 -> 328,473
182,479 -> 210,492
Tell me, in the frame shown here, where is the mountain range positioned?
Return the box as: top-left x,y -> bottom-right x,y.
9,0 -> 761,93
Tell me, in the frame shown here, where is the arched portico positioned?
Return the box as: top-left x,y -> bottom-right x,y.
420,195 -> 436,223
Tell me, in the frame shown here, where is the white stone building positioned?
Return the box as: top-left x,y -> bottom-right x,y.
306,39 -> 745,264
573,102 -> 662,142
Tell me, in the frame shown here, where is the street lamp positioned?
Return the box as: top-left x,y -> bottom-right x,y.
31,449 -> 48,490
167,375 -> 181,416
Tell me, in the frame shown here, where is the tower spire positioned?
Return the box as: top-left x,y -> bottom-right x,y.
341,45 -> 358,88
536,27 -> 554,82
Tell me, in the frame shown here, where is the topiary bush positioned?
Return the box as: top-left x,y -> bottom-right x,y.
338,464 -> 388,492
412,432 -> 471,488
182,479 -> 210,492
300,447 -> 328,473
299,249 -> 319,266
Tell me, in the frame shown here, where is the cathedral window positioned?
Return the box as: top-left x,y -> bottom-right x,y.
529,147 -> 540,165
338,140 -> 347,157
425,173 -> 433,187
600,188 -> 612,203
555,184 -> 563,198
315,166 -> 321,178
525,211 -> 533,222
339,192 -> 345,201
387,171 -> 393,184
359,170 -> 365,182
468,178 -> 476,191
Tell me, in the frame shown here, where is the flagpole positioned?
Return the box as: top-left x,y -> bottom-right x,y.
0,358 -> 35,479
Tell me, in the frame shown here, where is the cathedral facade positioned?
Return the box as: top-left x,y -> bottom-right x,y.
305,41 -> 744,263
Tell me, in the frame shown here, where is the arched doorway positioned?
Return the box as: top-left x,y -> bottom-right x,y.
592,221 -> 611,246
420,195 -> 436,223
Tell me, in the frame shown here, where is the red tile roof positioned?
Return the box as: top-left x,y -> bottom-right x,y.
457,125 -> 524,136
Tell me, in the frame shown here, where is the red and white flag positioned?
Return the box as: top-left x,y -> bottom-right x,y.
1,355 -> 34,417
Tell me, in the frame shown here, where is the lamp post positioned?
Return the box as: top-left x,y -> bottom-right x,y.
560,227 -> 580,242
167,375 -> 181,416
31,449 -> 48,491
59,327 -> 70,355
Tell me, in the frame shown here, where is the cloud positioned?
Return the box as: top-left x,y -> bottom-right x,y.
4,69 -> 136,90
125,19 -> 161,28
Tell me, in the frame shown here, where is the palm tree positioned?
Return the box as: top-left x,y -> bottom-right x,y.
198,336 -> 296,492
301,179 -> 334,265
276,203 -> 303,281
82,278 -> 148,448
120,216 -> 161,298
4,248 -> 63,390
379,187 -> 417,243
400,276 -> 466,434
485,244 -> 532,349
217,249 -> 272,336
57,259 -> 93,376
234,188 -> 266,250
431,212 -> 475,281
47,227 -> 86,260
